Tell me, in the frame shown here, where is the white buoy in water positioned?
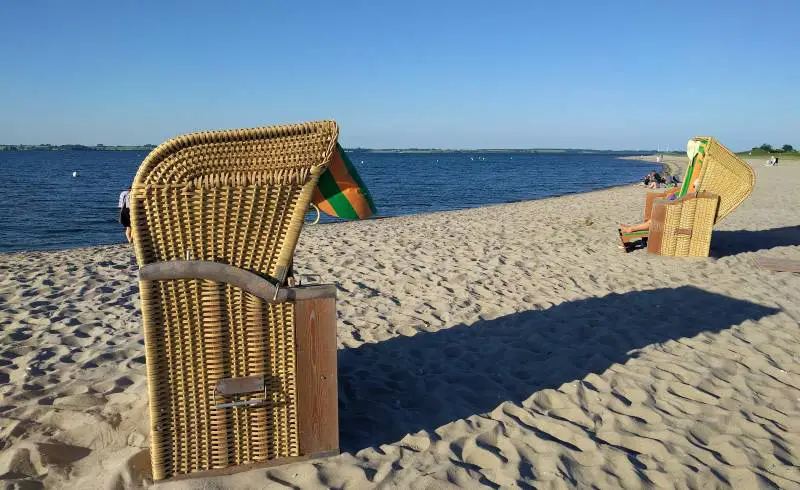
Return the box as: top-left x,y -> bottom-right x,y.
72,171 -> 78,177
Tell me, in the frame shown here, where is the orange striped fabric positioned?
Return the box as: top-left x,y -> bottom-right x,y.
312,144 -> 376,220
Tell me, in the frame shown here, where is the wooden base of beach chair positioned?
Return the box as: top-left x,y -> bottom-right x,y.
162,450 -> 340,483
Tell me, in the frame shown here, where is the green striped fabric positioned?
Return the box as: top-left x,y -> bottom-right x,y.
312,144 -> 376,220
678,138 -> 708,198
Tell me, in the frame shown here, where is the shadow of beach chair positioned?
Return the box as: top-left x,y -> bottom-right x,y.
620,137 -> 755,257
130,121 -> 341,480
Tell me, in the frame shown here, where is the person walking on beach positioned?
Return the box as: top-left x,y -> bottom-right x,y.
118,187 -> 132,243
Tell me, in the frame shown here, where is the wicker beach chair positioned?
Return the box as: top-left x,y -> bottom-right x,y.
620,137 -> 755,257
131,121 -> 341,480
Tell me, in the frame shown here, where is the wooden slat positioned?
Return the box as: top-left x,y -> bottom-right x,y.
294,296 -> 339,456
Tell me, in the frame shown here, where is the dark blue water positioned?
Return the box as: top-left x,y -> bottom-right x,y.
0,150 -> 654,252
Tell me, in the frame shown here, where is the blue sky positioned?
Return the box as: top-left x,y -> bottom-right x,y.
1,1 -> 797,150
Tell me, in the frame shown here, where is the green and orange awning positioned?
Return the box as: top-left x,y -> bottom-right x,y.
313,143 -> 376,220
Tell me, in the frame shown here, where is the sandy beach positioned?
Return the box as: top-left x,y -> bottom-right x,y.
1,158 -> 799,489
621,154 -> 687,178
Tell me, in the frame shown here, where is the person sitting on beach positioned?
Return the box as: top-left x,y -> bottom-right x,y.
647,172 -> 665,189
118,187 -> 132,243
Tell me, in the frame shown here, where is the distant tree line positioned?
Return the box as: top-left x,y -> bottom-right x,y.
755,143 -> 795,153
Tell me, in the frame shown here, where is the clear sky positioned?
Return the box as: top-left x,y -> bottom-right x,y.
1,1 -> 797,150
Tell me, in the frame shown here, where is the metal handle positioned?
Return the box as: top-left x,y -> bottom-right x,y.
215,375 -> 266,409
306,202 -> 321,225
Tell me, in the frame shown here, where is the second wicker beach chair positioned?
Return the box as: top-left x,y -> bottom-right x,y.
131,121 -> 341,480
620,137 -> 755,257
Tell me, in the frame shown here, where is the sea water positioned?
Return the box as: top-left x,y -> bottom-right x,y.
0,150 -> 654,252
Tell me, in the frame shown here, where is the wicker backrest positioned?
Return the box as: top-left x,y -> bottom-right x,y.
131,121 -> 339,280
130,121 -> 338,480
692,136 -> 755,224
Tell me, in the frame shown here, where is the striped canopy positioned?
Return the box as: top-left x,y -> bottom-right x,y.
312,144 -> 376,220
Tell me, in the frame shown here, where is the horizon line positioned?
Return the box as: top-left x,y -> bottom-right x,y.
0,143 -> 683,153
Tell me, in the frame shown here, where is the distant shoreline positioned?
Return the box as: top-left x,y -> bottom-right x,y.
352,149 -> 662,155
1,144 -> 663,155
0,144 -> 156,151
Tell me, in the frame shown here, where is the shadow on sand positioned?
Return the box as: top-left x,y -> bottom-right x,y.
338,286 -> 780,452
711,225 -> 800,257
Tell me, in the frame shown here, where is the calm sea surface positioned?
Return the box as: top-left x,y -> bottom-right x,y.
0,150 -> 654,252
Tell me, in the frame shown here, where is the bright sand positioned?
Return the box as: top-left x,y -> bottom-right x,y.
1,159 -> 799,489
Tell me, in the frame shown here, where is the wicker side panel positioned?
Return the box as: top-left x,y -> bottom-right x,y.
696,137 -> 755,224
662,200 -> 692,257
142,278 -> 299,480
649,193 -> 719,257
686,196 -> 718,257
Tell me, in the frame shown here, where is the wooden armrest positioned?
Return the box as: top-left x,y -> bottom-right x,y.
139,260 -> 336,303
644,188 -> 680,221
